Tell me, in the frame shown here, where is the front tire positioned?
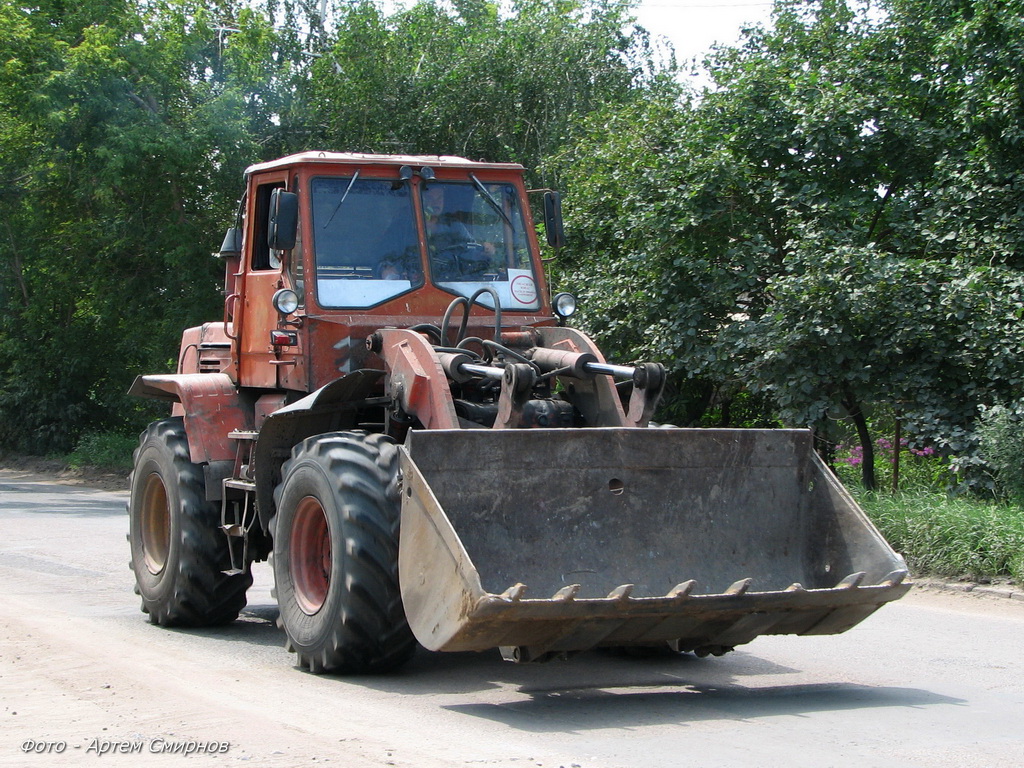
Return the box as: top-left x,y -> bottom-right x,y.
128,418 -> 251,626
272,432 -> 415,674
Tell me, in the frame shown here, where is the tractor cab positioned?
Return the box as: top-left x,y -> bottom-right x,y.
220,153 -> 560,393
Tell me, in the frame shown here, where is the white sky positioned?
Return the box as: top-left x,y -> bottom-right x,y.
632,0 -> 775,85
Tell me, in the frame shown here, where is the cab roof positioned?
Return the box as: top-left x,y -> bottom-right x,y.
245,152 -> 525,176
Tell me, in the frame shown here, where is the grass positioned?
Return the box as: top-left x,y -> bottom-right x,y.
857,490 -> 1024,585
65,431 -> 137,473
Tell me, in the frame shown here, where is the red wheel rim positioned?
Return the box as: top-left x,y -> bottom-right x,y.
140,472 -> 171,575
290,496 -> 331,615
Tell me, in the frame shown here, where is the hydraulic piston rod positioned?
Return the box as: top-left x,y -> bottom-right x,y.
438,349 -> 662,396
583,362 -> 637,379
459,360 -> 635,381
460,363 -> 505,380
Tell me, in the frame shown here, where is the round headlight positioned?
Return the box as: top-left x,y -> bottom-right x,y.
272,288 -> 299,315
553,292 -> 577,319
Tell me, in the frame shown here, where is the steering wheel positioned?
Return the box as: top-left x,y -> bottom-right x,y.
433,242 -> 490,280
425,243 -> 477,280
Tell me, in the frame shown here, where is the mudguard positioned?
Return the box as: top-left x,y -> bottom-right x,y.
251,370 -> 386,531
128,373 -> 249,465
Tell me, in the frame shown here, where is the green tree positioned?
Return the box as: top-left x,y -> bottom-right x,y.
0,0 -> 304,452
305,0 -> 671,186
557,0 -> 1024,488
0,0 -> 677,453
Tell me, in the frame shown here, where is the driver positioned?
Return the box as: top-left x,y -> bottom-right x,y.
422,184 -> 495,280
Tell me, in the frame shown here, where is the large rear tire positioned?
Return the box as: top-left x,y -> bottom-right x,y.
272,432 -> 415,674
128,418 -> 251,626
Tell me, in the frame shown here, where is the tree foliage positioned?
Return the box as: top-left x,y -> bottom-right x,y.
0,0 -> 668,452
3,0 -> 1023,493
0,0 -> 304,451
557,0 -> 1024,488
304,0 -> 668,186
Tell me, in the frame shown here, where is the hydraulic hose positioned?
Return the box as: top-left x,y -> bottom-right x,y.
467,287 -> 502,342
440,287 -> 503,345
409,323 -> 444,344
440,297 -> 470,347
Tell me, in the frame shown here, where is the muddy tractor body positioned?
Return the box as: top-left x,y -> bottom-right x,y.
128,152 -> 910,673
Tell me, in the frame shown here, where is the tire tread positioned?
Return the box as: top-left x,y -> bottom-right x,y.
273,431 -> 415,674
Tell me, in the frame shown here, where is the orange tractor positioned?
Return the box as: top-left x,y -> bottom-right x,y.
128,152 -> 910,673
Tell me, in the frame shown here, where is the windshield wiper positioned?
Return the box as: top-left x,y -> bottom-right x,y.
322,171 -> 360,229
469,173 -> 514,228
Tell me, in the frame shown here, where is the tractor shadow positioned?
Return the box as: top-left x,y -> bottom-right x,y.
170,598 -> 964,732
178,584 -> 965,734
353,645 -> 963,732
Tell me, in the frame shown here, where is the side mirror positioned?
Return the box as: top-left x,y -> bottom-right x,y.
268,189 -> 298,251
218,227 -> 242,259
543,191 -> 565,250
218,227 -> 243,295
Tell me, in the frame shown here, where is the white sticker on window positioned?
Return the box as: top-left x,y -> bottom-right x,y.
510,274 -> 537,306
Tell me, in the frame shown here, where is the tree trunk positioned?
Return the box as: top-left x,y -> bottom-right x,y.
843,390 -> 875,491
891,417 -> 902,493
3,216 -> 30,306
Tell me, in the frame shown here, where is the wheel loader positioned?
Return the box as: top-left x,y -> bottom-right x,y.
127,152 -> 910,673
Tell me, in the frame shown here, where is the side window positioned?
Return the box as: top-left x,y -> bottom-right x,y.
251,181 -> 285,271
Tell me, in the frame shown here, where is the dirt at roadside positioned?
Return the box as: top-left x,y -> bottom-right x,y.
0,455 -> 128,492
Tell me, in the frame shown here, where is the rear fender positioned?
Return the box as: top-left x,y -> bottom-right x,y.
127,373 -> 249,465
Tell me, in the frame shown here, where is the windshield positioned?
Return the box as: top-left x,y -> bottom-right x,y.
309,175 -> 541,311
422,180 -> 540,311
310,176 -> 423,309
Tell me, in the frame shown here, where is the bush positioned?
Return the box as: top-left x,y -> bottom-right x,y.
66,432 -> 138,472
834,437 -> 951,493
976,401 -> 1024,503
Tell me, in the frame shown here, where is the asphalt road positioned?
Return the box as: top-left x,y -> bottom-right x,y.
1,467 -> 1022,768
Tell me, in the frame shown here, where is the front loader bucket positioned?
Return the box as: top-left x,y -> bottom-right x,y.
397,428 -> 910,661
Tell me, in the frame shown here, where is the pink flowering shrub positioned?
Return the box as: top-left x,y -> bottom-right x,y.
835,437 -> 947,491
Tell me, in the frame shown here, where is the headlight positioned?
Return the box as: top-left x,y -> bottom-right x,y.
272,288 -> 299,315
553,292 -> 577,319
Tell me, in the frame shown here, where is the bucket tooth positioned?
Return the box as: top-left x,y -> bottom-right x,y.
607,584 -> 634,601
500,583 -> 527,602
694,644 -> 734,658
785,582 -> 806,592
837,572 -> 866,589
726,578 -> 753,595
882,569 -> 908,587
552,584 -> 581,601
668,580 -> 697,598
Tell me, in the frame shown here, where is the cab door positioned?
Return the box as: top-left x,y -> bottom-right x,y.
237,173 -> 289,389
